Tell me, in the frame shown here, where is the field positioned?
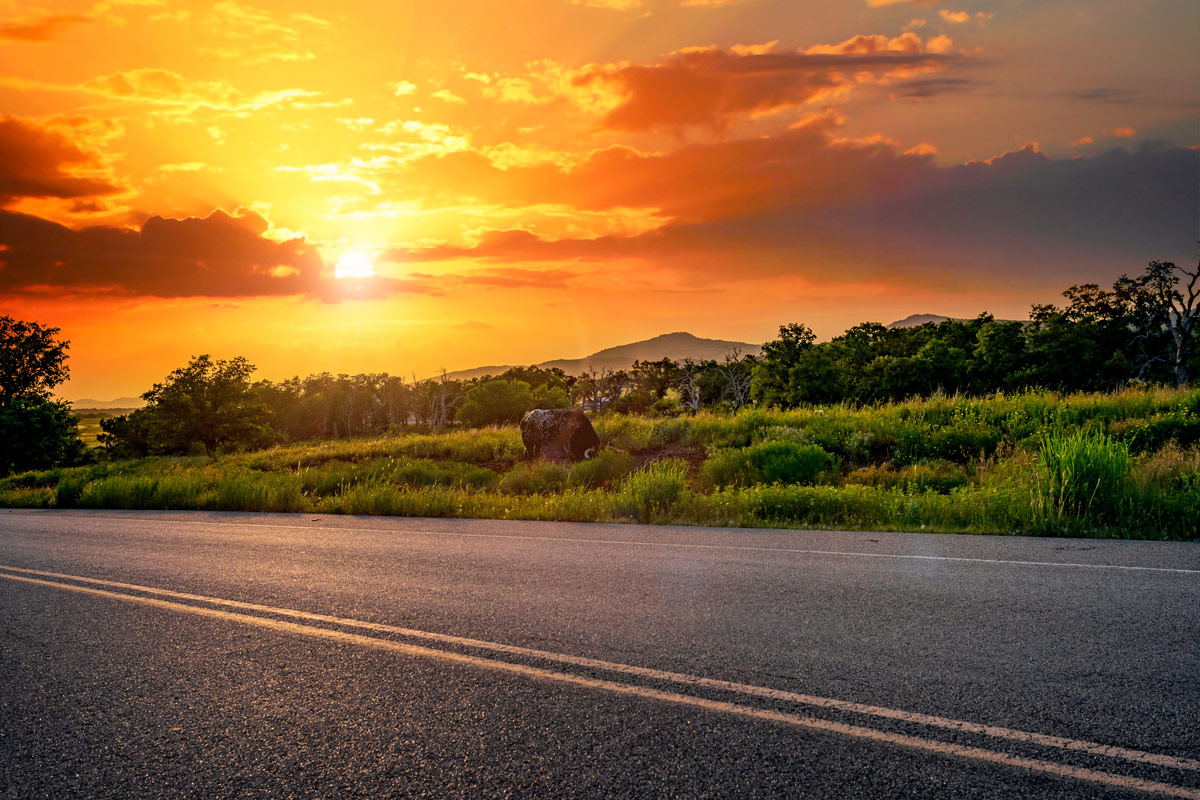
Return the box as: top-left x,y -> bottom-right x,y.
7,389 -> 1200,540
71,408 -> 139,448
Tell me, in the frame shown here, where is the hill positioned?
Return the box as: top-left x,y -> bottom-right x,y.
66,397 -> 146,409
444,332 -> 762,381
887,314 -> 952,329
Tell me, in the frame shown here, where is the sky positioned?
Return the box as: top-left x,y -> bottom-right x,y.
0,0 -> 1197,401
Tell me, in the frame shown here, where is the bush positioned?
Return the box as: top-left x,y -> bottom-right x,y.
702,441 -> 834,488
498,461 -> 568,495
1031,429 -> 1131,534
567,449 -> 634,488
1113,408 -> 1200,454
845,460 -> 969,494
618,459 -> 689,521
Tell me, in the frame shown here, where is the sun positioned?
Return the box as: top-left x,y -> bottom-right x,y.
335,252 -> 374,279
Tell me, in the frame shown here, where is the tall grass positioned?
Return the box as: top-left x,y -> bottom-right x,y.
1031,430 -> 1131,535
618,459 -> 690,522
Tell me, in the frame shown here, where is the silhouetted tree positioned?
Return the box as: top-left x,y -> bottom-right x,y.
0,316 -> 86,475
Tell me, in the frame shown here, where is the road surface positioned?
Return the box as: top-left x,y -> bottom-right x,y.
1,509 -> 1198,798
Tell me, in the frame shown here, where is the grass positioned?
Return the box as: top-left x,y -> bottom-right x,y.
5,387 -> 1197,540
71,408 -> 139,448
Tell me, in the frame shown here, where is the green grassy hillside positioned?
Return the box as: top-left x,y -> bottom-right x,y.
7,388 -> 1199,540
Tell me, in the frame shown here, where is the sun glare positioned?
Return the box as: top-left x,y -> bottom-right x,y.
335,252 -> 374,279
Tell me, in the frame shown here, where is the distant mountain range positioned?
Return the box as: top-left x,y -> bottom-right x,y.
887,314 -> 952,329
67,397 -> 144,410
887,313 -> 1025,329
443,331 -> 763,381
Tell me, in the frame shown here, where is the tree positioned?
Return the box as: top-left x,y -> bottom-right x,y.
716,349 -> 757,416
753,323 -> 815,408
0,316 -> 86,475
457,379 -> 535,427
1,396 -> 88,475
1118,259 -> 1199,387
109,355 -> 270,457
677,358 -> 705,414
631,358 -> 681,399
0,316 -> 70,408
533,383 -> 570,409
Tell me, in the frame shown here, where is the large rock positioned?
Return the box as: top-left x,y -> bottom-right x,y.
520,408 -> 600,461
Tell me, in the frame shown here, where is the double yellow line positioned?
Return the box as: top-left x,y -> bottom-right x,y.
2,564 -> 1197,798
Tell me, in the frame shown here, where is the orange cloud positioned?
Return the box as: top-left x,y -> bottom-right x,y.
387,130 -> 1197,291
1069,136 -> 1094,147
0,209 -> 327,297
0,13 -> 90,42
79,68 -> 319,112
938,10 -> 971,23
196,1 -> 328,63
1113,126 -> 1136,137
0,116 -> 122,206
865,0 -> 939,6
569,37 -> 956,132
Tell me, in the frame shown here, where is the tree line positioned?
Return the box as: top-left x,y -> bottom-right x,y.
0,258 -> 1195,472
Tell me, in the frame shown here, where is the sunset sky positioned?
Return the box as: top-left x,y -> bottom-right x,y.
1,0 -> 1197,401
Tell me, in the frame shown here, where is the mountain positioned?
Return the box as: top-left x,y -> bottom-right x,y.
887,314 -> 951,329
443,332 -> 762,381
65,397 -> 145,409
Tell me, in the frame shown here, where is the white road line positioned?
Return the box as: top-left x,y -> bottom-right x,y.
23,512 -> 1200,575
3,571 -> 1198,799
2,564 -> 1197,775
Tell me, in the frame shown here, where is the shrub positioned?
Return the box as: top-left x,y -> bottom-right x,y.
567,449 -> 634,488
54,475 -> 88,507
618,458 -> 689,521
845,460 -> 969,494
498,461 -> 568,495
1113,408 -> 1200,454
1031,429 -> 1131,534
702,441 -> 834,488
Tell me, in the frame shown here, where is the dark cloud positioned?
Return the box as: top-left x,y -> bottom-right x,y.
1065,87 -> 1140,104
572,36 -> 956,132
390,134 -> 1198,286
0,206 -> 464,299
0,208 -> 323,297
0,14 -> 90,43
891,77 -> 981,98
0,115 -> 121,205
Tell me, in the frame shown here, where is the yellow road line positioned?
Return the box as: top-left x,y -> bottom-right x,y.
2,570 -> 1198,798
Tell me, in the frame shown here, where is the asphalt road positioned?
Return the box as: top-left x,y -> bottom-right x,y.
1,509 -> 1198,799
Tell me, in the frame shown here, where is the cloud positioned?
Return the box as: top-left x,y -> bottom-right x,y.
1112,127 -> 1137,138
0,208 -> 323,297
196,1 -> 327,62
890,77 -> 980,97
413,265 -> 579,289
79,68 -> 319,112
0,13 -> 90,42
938,10 -> 971,23
0,116 -> 122,206
571,0 -> 643,8
568,35 -> 956,132
386,127 -> 1198,288
1066,88 -> 1139,104
865,0 -> 939,6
